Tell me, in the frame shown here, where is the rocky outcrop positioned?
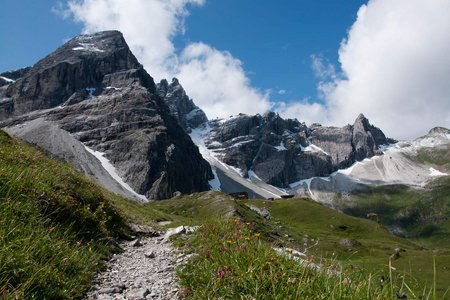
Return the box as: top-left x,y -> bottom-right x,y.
1,31 -> 144,118
312,114 -> 387,168
156,78 -> 208,132
0,67 -> 31,81
0,30 -> 212,200
427,126 -> 450,136
202,112 -> 388,188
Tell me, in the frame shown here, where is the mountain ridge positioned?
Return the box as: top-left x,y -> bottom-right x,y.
1,30 -> 448,203
0,30 -> 212,200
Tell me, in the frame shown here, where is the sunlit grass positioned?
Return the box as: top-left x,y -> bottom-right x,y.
178,219 -> 440,299
0,130 -> 129,298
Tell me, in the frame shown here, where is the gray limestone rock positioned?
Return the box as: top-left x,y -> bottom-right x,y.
126,288 -> 150,300
157,78 -> 208,132
202,112 -> 389,188
0,30 -> 212,200
311,125 -> 354,169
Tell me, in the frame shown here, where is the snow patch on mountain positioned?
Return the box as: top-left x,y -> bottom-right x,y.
301,144 -> 329,156
84,145 -> 147,201
86,87 -> 96,98
290,178 -> 315,199
0,76 -> 14,83
429,167 -> 448,177
209,167 -> 221,191
274,141 -> 287,151
190,124 -> 285,198
72,43 -> 105,53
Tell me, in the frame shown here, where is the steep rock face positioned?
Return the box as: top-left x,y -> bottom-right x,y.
0,67 -> 31,88
311,125 -> 354,169
203,112 -> 332,187
202,113 -> 388,188
0,31 -> 212,200
311,114 -> 387,169
1,31 -> 142,118
352,113 -> 386,161
156,78 -> 208,132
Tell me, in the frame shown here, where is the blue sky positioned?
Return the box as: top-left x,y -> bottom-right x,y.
0,0 -> 364,105
178,0 -> 366,103
1,0 -> 449,139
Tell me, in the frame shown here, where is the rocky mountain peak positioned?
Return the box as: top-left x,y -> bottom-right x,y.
156,77 -> 208,132
352,113 -> 387,160
201,112 -> 390,188
428,126 -> 450,135
1,30 -> 212,200
0,30 -> 155,119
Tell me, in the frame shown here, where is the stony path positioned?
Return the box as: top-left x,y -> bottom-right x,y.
85,235 -> 186,300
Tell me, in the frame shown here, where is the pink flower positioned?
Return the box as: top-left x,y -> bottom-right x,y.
216,268 -> 226,278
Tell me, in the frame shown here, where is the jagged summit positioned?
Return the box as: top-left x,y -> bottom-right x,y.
0,30 -> 212,200
2,29 -> 445,203
0,30 -> 155,119
189,111 -> 389,190
428,126 -> 450,135
156,77 -> 208,132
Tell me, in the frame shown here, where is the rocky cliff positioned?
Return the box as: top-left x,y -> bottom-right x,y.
0,31 -> 212,200
156,78 -> 208,132
199,112 -> 389,188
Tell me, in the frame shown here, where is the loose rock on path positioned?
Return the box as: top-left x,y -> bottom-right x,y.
85,234 -> 189,300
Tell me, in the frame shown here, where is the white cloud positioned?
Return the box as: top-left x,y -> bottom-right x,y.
276,101 -> 328,126
302,0 -> 450,139
277,89 -> 286,95
177,43 -> 272,118
62,0 -> 450,139
310,54 -> 338,81
63,0 -> 272,119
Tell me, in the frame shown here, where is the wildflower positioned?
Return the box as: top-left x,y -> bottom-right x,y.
246,222 -> 250,225
244,237 -> 250,241
255,232 -> 261,238
216,268 -> 226,278
226,240 -> 232,244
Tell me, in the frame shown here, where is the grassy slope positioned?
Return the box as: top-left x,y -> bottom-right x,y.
148,194 -> 449,297
0,131 -> 130,299
2,128 -> 449,298
179,219 -> 412,300
340,177 -> 450,248
325,147 -> 450,296
247,198 -> 450,297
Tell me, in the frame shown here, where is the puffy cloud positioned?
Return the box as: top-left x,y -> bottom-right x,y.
66,0 -> 204,79
63,0 -> 272,119
309,0 -> 450,139
62,0 -> 450,139
276,101 -> 329,126
177,43 -> 272,118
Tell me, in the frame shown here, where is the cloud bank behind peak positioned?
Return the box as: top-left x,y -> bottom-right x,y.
65,0 -> 272,120
64,0 -> 450,140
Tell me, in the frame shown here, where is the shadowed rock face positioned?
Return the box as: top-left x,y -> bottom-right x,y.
156,78 -> 208,132
1,31 -> 145,118
0,30 -> 212,200
202,112 -> 388,188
